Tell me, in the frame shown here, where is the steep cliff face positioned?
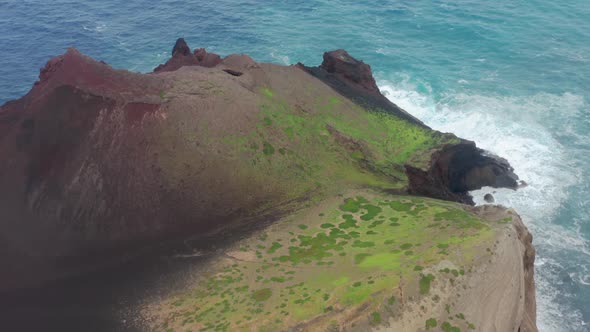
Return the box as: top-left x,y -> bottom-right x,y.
513,211 -> 537,332
0,37 -> 528,318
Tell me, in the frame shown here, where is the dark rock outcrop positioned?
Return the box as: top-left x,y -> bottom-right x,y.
172,38 -> 191,56
298,49 -> 427,127
319,49 -> 380,95
406,140 -> 519,204
154,38 -> 221,72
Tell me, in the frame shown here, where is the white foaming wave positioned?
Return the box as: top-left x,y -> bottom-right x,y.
270,51 -> 290,65
378,77 -> 588,331
82,22 -> 108,33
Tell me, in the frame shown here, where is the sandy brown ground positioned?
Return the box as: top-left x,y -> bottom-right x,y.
375,205 -> 535,332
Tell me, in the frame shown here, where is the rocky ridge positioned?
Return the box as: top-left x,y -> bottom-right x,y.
0,38 -> 535,331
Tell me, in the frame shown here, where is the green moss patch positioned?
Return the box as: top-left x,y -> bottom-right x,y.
262,141 -> 275,156
420,274 -> 435,295
153,193 -> 494,331
426,318 -> 438,329
252,288 -> 273,302
442,321 -> 462,332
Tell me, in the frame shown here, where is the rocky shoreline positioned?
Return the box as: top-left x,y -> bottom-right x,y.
0,39 -> 536,331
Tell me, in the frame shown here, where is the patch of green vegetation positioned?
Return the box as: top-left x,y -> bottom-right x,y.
333,276 -> 349,286
339,214 -> 358,229
262,117 -> 273,126
442,321 -> 461,332
368,219 -> 385,228
400,243 -> 413,250
262,141 -> 275,156
156,194 -> 495,331
370,311 -> 382,325
252,288 -> 272,302
426,318 -> 438,329
260,87 -> 274,98
419,274 -> 435,295
354,253 -> 372,264
360,204 -> 382,221
342,281 -> 374,304
352,240 -> 375,248
358,252 -> 401,270
267,242 -> 282,254
390,201 -> 412,212
350,150 -> 364,160
340,198 -> 361,213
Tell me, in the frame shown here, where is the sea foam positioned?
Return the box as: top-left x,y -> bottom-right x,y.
378,76 -> 589,332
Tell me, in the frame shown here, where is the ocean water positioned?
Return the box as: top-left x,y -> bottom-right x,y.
1,0 -> 589,330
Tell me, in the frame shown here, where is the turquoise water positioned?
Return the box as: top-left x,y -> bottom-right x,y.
1,1 -> 589,330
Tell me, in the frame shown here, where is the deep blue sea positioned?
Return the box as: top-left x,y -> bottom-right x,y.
1,1 -> 589,330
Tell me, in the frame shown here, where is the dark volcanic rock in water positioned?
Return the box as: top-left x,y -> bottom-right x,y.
484,193 -> 495,203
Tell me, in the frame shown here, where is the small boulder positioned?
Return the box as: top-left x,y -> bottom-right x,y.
484,193 -> 495,203
154,40 -> 222,72
194,48 -> 222,68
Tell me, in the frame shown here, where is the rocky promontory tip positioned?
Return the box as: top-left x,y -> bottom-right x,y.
320,49 -> 380,95
298,50 -> 429,127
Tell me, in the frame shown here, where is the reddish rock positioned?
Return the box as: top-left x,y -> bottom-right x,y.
299,50 -> 427,127
154,39 -> 221,72
194,48 -> 222,67
320,49 -> 380,94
